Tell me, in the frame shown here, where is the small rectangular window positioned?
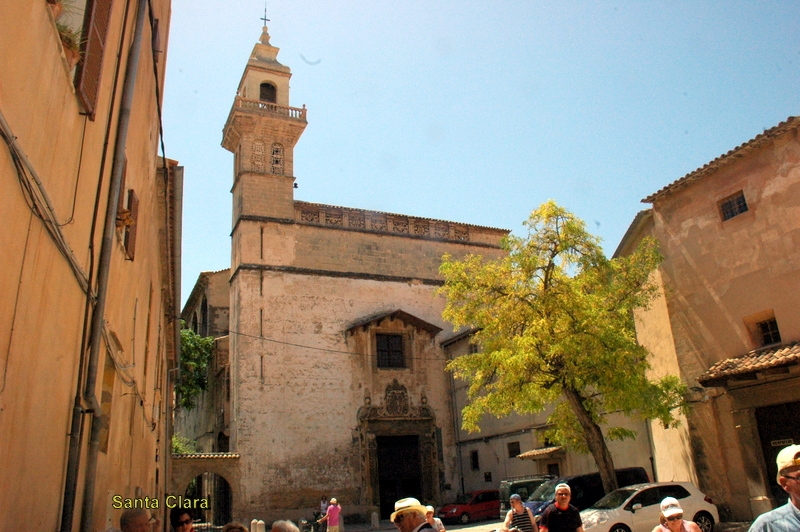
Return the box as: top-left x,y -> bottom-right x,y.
757,318 -> 781,346
720,191 -> 748,221
507,441 -> 521,458
470,450 -> 480,471
377,334 -> 404,368
484,472 -> 493,483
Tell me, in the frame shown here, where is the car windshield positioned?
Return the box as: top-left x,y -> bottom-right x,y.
590,489 -> 637,510
527,480 -> 557,502
454,493 -> 474,504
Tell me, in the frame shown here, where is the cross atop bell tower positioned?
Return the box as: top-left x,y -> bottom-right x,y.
222,26 -> 307,226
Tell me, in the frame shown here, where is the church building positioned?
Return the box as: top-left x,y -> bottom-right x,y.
175,27 -> 508,524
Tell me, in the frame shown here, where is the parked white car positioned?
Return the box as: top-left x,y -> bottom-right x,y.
580,482 -> 719,532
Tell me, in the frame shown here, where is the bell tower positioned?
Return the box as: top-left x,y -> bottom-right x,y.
222,25 -> 307,227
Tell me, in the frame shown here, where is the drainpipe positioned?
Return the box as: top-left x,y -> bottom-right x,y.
79,0 -> 148,530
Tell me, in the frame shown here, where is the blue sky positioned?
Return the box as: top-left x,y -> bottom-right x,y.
162,1 -> 800,305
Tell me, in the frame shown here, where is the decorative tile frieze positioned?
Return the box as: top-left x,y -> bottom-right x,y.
325,212 -> 343,225
434,224 -> 450,239
371,216 -> 387,231
293,204 -> 471,242
392,218 -> 409,234
349,214 -> 366,229
300,210 -> 319,223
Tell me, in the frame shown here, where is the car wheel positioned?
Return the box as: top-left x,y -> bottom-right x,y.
459,513 -> 470,524
608,525 -> 630,532
693,511 -> 715,532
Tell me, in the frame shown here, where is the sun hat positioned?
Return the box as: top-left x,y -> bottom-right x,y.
660,497 -> 682,518
776,444 -> 800,482
425,506 -> 435,513
330,498 -> 337,504
390,498 -> 428,523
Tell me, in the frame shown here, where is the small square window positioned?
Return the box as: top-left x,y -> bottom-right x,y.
470,450 -> 480,471
720,191 -> 748,221
484,472 -> 493,483
757,318 -> 781,346
507,441 -> 521,458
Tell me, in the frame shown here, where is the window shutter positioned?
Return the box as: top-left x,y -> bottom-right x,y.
124,189 -> 138,260
75,0 -> 114,120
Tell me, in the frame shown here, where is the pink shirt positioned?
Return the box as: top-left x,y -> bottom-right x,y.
326,504 -> 341,526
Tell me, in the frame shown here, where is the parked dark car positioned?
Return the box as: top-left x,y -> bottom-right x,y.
499,475 -> 554,519
524,467 -> 650,518
439,490 -> 501,524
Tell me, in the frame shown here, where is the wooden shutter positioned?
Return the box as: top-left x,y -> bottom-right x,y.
124,189 -> 138,260
75,0 -> 114,120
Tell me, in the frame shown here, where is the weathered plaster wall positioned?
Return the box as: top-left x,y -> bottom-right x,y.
640,126 -> 800,520
0,1 -> 176,530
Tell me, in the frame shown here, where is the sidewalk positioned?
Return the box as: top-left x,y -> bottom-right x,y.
344,519 -> 753,532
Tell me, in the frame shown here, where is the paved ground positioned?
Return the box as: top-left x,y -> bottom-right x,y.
345,518 -> 753,532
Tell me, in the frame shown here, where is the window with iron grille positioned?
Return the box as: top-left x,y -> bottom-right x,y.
757,318 -> 781,346
376,334 -> 404,368
720,191 -> 748,221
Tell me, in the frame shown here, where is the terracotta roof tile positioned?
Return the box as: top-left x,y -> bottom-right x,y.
698,343 -> 800,387
171,452 -> 240,459
642,117 -> 800,203
517,446 -> 563,460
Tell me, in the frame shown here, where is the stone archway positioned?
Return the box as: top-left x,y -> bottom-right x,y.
171,453 -> 241,523
357,380 -> 441,517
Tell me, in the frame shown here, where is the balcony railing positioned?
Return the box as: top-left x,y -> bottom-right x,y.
234,97 -> 307,121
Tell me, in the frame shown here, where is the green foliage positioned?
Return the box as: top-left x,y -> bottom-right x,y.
177,323 -> 214,410
171,434 -> 198,454
439,200 -> 687,449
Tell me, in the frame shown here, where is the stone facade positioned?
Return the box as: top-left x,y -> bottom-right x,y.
0,1 -> 179,530
177,28 -> 508,524
616,117 -> 800,521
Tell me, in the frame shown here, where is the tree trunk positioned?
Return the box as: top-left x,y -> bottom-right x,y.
562,386 -> 618,494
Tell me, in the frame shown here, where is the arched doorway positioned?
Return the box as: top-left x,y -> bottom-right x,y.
183,472 -> 233,529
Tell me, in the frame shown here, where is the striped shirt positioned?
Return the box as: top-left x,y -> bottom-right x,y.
510,509 -> 535,532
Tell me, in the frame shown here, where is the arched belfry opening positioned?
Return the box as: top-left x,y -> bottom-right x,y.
260,82 -> 276,103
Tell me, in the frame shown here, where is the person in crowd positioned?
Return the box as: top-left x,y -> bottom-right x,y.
650,497 -> 701,532
749,444 -> 800,532
119,508 -> 158,532
425,505 -> 446,532
272,520 -> 301,532
390,498 -> 432,532
502,493 -> 537,532
538,483 -> 583,532
222,523 -> 249,532
319,496 -> 330,532
317,497 -> 341,532
170,508 -> 195,532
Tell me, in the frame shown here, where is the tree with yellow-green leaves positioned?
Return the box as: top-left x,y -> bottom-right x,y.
439,200 -> 686,494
